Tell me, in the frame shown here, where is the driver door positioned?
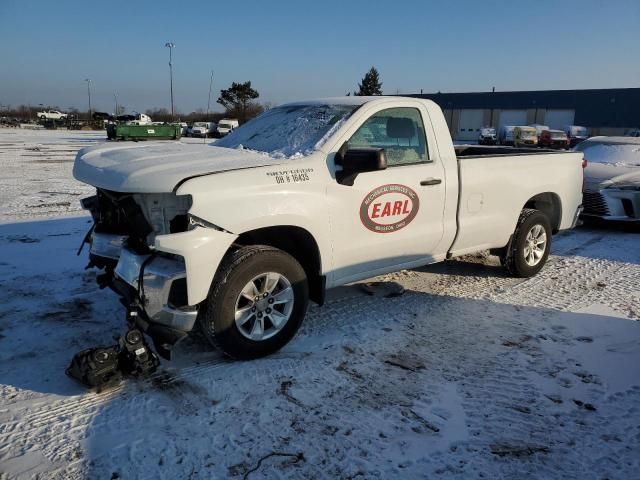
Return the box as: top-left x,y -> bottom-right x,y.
327,105 -> 447,285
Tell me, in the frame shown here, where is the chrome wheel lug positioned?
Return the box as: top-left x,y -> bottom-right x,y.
263,293 -> 268,298
268,298 -> 274,304
251,307 -> 256,312
257,312 -> 263,318
266,308 -> 271,314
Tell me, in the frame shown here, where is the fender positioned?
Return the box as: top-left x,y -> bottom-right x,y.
176,156 -> 333,276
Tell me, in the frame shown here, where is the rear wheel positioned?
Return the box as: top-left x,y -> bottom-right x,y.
199,245 -> 309,359
501,209 -> 551,277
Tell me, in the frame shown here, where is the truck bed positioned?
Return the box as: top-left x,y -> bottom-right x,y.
455,145 -> 568,158
449,148 -> 584,257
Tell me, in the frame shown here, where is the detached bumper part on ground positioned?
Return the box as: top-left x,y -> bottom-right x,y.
66,328 -> 160,389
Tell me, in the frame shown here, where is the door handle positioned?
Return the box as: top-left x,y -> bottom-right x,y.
420,178 -> 442,186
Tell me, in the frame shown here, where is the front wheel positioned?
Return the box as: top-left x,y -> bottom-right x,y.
199,245 -> 309,359
501,209 -> 552,277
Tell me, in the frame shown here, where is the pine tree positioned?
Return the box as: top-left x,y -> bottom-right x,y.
217,81 -> 260,122
355,67 -> 383,96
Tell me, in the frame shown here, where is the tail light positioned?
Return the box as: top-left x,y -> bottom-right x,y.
582,159 -> 588,168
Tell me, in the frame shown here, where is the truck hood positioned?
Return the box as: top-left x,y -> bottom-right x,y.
584,163 -> 640,191
73,141 -> 290,192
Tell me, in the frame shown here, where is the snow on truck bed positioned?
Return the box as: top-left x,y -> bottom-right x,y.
1,129 -> 639,479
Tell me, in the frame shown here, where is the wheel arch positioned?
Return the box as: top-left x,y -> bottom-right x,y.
524,192 -> 562,233
233,225 -> 325,305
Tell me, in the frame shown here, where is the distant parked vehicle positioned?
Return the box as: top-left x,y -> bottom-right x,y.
513,126 -> 538,147
191,122 -> 216,138
125,113 -> 152,125
564,125 -> 589,147
529,124 -> 550,140
179,122 -> 188,136
216,118 -> 239,137
626,129 -> 640,138
37,110 -> 67,121
478,127 -> 497,145
576,136 -> 640,223
539,130 -> 569,149
498,125 -> 516,146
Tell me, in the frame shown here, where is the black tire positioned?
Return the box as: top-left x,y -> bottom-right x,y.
198,245 -> 309,359
501,208 -> 552,278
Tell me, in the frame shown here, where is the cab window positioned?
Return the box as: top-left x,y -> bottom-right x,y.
347,108 -> 430,166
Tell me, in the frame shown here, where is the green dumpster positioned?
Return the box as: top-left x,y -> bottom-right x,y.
108,123 -> 182,141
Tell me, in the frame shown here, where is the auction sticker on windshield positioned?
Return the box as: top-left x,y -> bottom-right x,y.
360,184 -> 420,233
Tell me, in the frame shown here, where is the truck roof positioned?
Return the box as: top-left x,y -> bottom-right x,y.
279,96 -> 432,108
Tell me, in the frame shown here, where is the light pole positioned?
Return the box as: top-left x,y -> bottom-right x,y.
114,92 -> 119,118
165,42 -> 175,121
204,70 -> 214,144
84,79 -> 92,123
206,70 -> 214,122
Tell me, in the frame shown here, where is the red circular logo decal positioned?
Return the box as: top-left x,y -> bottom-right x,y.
359,184 -> 420,233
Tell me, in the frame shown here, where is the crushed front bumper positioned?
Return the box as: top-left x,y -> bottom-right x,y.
114,248 -> 198,332
89,233 -> 198,337
89,227 -> 237,347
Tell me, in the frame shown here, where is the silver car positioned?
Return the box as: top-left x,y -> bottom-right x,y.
576,137 -> 640,222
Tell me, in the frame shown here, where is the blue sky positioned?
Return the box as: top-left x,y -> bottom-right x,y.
0,0 -> 638,114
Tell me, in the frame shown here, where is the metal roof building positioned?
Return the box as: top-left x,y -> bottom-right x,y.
407,88 -> 640,140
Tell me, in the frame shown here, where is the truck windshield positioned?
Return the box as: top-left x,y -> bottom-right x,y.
216,104 -> 358,158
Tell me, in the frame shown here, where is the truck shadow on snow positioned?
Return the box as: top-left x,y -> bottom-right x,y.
0,217 -> 636,400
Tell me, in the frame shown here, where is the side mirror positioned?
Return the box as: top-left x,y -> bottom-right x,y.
336,147 -> 387,186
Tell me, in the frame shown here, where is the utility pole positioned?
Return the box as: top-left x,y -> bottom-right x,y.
84,79 -> 92,123
114,92 -> 118,118
165,42 -> 175,121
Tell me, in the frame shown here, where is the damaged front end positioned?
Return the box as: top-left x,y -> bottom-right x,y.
80,189 -> 197,359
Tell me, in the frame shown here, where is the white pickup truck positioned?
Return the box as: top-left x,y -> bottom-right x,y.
38,110 -> 67,121
73,96 -> 584,360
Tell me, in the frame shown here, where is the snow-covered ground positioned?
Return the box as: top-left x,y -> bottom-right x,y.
0,128 -> 212,222
0,129 -> 639,479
